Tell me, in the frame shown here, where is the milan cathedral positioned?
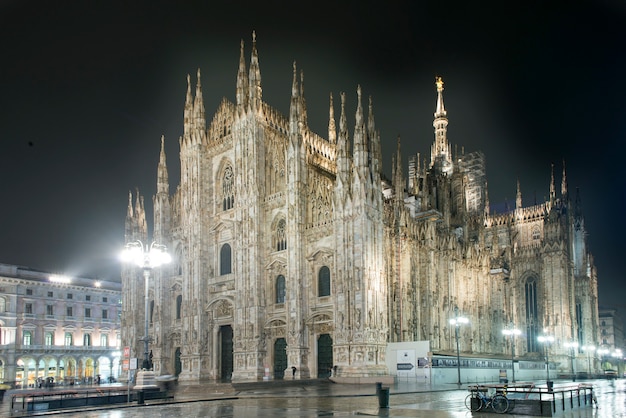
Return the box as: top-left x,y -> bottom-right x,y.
121,33 -> 599,383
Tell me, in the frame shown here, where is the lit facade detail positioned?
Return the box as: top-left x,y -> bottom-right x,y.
121,33 -> 601,383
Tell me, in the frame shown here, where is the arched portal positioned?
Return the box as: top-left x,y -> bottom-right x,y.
273,338 -> 287,379
219,325 -> 233,381
317,334 -> 333,378
174,347 -> 182,376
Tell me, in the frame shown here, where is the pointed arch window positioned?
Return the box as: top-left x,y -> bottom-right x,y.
220,243 -> 232,275
276,219 -> 287,251
176,295 -> 182,320
276,275 -> 286,304
222,165 -> 234,210
525,276 -> 539,352
318,266 -> 331,297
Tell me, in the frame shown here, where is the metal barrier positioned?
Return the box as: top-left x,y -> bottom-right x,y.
467,383 -> 595,416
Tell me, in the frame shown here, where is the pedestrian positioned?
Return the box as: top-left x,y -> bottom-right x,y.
292,366 -> 297,379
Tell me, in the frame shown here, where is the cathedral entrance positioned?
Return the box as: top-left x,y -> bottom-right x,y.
317,334 -> 333,378
273,338 -> 287,379
220,325 -> 233,381
174,347 -> 181,376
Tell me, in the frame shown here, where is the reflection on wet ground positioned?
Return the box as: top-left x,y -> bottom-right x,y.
2,378 -> 623,418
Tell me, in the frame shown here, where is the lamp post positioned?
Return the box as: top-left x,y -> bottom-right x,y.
612,349 -> 623,377
449,306 -> 469,386
597,348 -> 609,373
121,240 -> 171,370
564,341 -> 578,381
581,345 -> 595,376
537,334 -> 555,390
502,326 -> 521,383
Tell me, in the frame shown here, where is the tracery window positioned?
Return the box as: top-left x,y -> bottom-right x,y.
220,243 -> 232,275
525,277 -> 539,352
276,275 -> 286,304
276,219 -> 287,251
318,266 -> 331,297
222,165 -> 234,210
532,227 -> 540,240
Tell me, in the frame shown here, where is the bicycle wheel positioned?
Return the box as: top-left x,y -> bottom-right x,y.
465,393 -> 482,411
491,394 -> 510,414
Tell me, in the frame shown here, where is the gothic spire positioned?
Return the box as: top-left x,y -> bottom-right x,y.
328,92 -> 336,144
157,135 -> 169,195
336,91 -> 350,183
435,76 -> 447,118
431,76 -> 452,174
352,85 -> 367,169
183,74 -> 193,135
368,95 -> 382,178
394,135 -> 404,201
193,68 -> 206,132
248,31 -> 262,107
299,69 -> 308,127
516,178 -> 522,209
484,181 -> 490,216
549,163 -> 556,204
289,61 -> 300,137
561,159 -> 568,198
236,39 -> 249,109
127,190 -> 134,218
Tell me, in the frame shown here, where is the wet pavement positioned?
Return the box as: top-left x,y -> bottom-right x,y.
1,378 -> 624,417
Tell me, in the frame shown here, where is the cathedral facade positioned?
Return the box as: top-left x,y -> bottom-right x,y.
121,34 -> 599,382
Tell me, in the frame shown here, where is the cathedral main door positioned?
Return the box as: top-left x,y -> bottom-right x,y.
220,325 -> 233,381
317,334 -> 333,378
273,338 -> 287,379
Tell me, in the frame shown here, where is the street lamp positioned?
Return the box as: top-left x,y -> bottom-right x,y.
502,326 -> 522,383
597,348 -> 610,373
612,349 -> 623,377
564,341 -> 578,381
449,306 -> 469,386
581,345 -> 595,376
537,334 -> 555,390
120,240 -> 171,370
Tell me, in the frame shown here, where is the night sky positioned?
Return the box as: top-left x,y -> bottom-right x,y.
1,1 -> 625,316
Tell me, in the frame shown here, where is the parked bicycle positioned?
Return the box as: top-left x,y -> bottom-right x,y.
465,387 -> 510,414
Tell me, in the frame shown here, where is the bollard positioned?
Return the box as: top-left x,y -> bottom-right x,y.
378,386 -> 390,408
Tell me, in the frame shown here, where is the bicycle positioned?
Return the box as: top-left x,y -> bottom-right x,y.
465,388 -> 510,413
